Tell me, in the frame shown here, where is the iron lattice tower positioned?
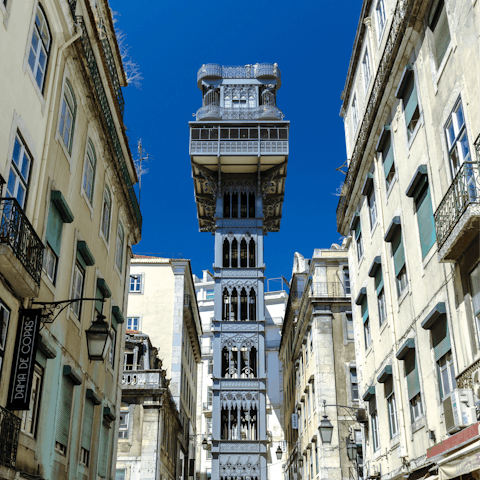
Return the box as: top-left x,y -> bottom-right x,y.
190,63 -> 289,480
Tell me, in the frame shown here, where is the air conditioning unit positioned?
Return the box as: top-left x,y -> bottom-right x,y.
443,389 -> 476,434
368,463 -> 380,479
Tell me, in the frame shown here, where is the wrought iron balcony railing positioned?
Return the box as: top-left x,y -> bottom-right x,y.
0,198 -> 44,285
197,63 -> 281,85
0,405 -> 21,469
310,282 -> 349,298
77,17 -> 142,232
434,160 -> 480,249
195,105 -> 284,121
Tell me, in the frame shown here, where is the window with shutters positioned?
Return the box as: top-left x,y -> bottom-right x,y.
400,70 -> 420,141
70,261 -> 85,318
350,367 -> 359,401
413,177 -> 436,258
98,421 -> 111,477
353,216 -> 364,261
403,349 -> 423,423
7,132 -> 32,208
389,228 -> 408,297
82,139 -> 96,204
118,410 -> 129,439
55,376 -> 74,454
362,298 -> 371,349
384,377 -> 398,438
470,263 -> 480,338
58,79 -> 76,154
368,188 -> 377,229
27,5 -> 51,92
80,398 -> 95,466
21,359 -> 43,437
429,0 -> 451,67
43,201 -> 65,283
100,186 -> 112,242
378,130 -> 396,191
369,396 -> 380,451
375,267 -> 386,325
0,301 -> 10,377
445,99 -> 471,179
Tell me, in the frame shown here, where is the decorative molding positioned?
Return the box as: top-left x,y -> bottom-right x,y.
223,181 -> 257,195
219,455 -> 260,476
220,391 -> 259,409
220,443 -> 260,453
220,380 -> 260,389
221,323 -> 259,333
221,333 -> 258,349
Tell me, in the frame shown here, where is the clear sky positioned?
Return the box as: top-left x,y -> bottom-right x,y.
114,0 -> 361,285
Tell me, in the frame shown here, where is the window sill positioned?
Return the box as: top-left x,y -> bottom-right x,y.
80,188 -> 94,221
411,416 -> 426,434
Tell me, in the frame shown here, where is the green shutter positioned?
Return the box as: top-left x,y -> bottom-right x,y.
56,377 -> 74,447
111,316 -> 118,332
46,202 -> 64,256
355,219 -> 362,240
96,287 -> 104,313
98,422 -> 110,477
361,297 -> 369,323
375,268 -> 384,296
403,75 -> 419,128
81,398 -> 95,451
382,135 -> 394,178
77,249 -> 87,270
434,4 -> 451,65
415,184 -> 436,258
405,351 -> 420,399
36,348 -> 47,369
432,315 -> 451,361
392,231 -> 405,276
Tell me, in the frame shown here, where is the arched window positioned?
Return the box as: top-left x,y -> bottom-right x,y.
240,239 -> 248,267
222,347 -> 230,378
222,288 -> 229,320
101,186 -> 112,241
240,288 -> 248,320
223,193 -> 231,218
249,290 -> 256,321
223,239 -> 230,267
250,347 -> 257,377
231,288 -> 238,321
240,193 -> 248,218
28,4 -> 51,91
59,79 -> 77,153
231,239 -> 238,268
83,139 -> 96,203
231,193 -> 238,218
249,193 -> 256,218
249,239 -> 256,267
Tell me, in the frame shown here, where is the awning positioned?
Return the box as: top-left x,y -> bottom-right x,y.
437,438 -> 480,480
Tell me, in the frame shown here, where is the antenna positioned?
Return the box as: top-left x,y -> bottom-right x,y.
136,139 -> 150,206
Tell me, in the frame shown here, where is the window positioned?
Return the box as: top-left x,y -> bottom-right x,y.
0,302 -> 10,376
353,215 -> 363,261
445,99 -> 471,178
59,80 -> 76,153
109,327 -> 116,367
351,95 -> 358,132
388,225 -> 408,296
376,0 -> 386,40
346,312 -> 354,340
206,468 -> 212,480
70,262 -> 85,317
361,297 -> 371,348
344,268 -> 351,295
129,274 -> 143,293
311,380 -> 316,411
101,186 -> 112,241
80,398 -> 95,466
22,362 -> 43,436
429,0 -> 451,67
362,48 -> 371,91
385,377 -> 398,438
438,352 -> 456,399
206,417 -> 212,434
115,470 -> 126,480
402,348 -> 423,423
43,200 -> 68,284
350,367 -> 359,401
375,267 -> 386,326
368,188 -> 377,228
207,386 -> 213,407
208,359 -> 213,375
410,393 -> 424,422
126,317 -> 140,332
55,376 -> 74,455
470,263 -> 480,335
411,177 -> 436,258
115,222 -> 125,272
118,410 -> 129,439
98,421 -> 111,477
307,385 -> 311,417
7,133 -> 32,208
206,289 -> 214,300
378,130 -> 396,191
370,398 -> 380,451
28,5 -> 51,91
83,140 -> 96,203
400,70 -> 420,140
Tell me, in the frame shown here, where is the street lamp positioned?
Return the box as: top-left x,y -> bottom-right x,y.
318,400 -> 334,444
346,435 -> 358,462
85,313 -> 112,361
202,437 -> 208,450
276,445 -> 283,460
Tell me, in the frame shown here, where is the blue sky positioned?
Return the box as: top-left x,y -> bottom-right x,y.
115,0 -> 360,285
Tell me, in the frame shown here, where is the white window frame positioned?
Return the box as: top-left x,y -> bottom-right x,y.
7,132 -> 32,208
346,312 -> 354,340
82,139 -> 97,205
126,316 -> 141,332
438,351 -> 456,400
445,98 -> 471,179
350,367 -> 359,402
118,410 -> 129,439
364,317 -> 371,349
362,48 -> 371,92
410,393 -> 423,423
377,288 -> 386,326
375,0 -> 386,41
371,410 -> 380,451
58,79 -> 76,155
43,244 -> 58,284
100,185 -> 112,244
115,221 -> 125,273
386,390 -> 398,438
129,273 -> 144,293
368,188 -> 377,229
21,363 -> 43,437
70,261 -> 85,318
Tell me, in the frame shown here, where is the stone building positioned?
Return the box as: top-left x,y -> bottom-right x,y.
337,0 -> 480,479
194,271 -> 288,480
126,255 -> 203,480
189,63 -> 289,480
115,332 -> 181,480
279,247 -> 357,480
0,1 -> 141,479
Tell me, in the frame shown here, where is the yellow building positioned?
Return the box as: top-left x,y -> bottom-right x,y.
0,1 -> 141,479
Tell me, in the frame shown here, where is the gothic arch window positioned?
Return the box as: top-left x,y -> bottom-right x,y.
249,290 -> 257,321
240,288 -> 248,320
231,239 -> 238,268
231,288 -> 238,320
249,238 -> 256,267
222,288 -> 230,320
223,239 -> 230,267
240,239 -> 248,267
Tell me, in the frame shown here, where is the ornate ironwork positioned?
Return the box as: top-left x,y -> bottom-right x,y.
310,282 -> 349,298
31,298 -> 103,325
191,140 -> 288,156
196,105 -> 284,121
77,17 -> 142,232
98,21 -> 125,115
336,0 -> 416,232
197,63 -> 281,84
0,198 -> 44,286
199,170 -> 219,198
0,405 -> 21,468
434,159 -> 480,249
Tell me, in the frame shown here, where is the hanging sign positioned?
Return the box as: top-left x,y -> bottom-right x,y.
292,413 -> 298,429
6,309 -> 42,410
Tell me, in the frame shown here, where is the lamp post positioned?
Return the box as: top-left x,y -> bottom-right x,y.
276,445 -> 283,460
346,435 -> 358,462
85,313 -> 112,361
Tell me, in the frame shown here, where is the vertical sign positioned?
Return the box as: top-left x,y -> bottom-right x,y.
292,413 -> 298,429
6,309 -> 42,410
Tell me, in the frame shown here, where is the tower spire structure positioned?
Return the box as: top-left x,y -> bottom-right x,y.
190,63 -> 289,480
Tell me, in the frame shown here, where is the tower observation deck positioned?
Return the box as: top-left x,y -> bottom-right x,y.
189,63 -> 289,480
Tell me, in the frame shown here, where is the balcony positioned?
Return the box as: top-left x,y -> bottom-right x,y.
0,198 -> 44,297
310,282 -> 349,298
197,63 -> 281,88
434,156 -> 480,261
122,370 -> 162,390
203,402 -> 213,412
201,344 -> 213,356
0,406 -> 21,469
195,105 -> 284,121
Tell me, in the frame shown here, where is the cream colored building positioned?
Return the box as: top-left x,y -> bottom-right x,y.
126,256 -> 203,480
115,332 -> 181,480
280,246 -> 357,480
338,1 -> 480,480
0,1 -> 141,480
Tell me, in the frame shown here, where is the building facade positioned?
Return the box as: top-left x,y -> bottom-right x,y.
338,1 -> 480,479
280,247 -> 357,480
115,332 -> 181,480
126,256 -> 203,480
194,271 -> 288,480
189,63 -> 289,480
0,1 -> 141,479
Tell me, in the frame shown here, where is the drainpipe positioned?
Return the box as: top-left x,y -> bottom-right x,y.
373,156 -> 411,463
33,24 -> 82,227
